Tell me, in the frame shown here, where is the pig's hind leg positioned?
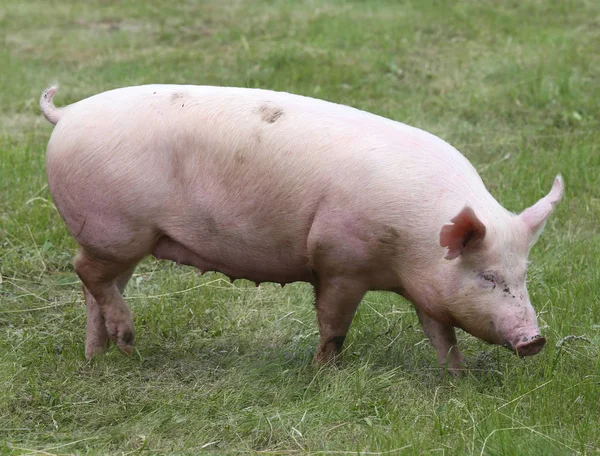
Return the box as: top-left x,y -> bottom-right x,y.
83,267 -> 136,358
74,249 -> 140,356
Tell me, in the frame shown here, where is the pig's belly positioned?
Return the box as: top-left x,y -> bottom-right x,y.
151,234 -> 314,285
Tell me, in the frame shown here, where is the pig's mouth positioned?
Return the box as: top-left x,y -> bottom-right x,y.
503,334 -> 546,357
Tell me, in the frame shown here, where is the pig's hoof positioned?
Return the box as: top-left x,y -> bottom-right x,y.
439,360 -> 467,377
312,347 -> 341,367
105,317 -> 135,356
85,340 -> 109,359
85,327 -> 111,359
113,329 -> 134,356
442,366 -> 466,377
117,341 -> 134,356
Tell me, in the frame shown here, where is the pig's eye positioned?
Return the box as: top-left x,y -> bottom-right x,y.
480,273 -> 496,289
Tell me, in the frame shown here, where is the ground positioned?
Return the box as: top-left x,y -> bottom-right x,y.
1,0 -> 599,454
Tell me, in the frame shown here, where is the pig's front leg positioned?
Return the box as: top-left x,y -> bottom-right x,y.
312,276 -> 367,365
416,308 -> 465,375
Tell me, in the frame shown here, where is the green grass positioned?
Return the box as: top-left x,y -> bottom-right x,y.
1,0 -> 599,454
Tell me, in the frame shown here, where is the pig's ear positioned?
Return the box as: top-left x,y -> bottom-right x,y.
440,206 -> 487,260
519,174 -> 564,243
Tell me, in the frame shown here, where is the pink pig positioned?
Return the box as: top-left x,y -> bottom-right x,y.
40,84 -> 563,373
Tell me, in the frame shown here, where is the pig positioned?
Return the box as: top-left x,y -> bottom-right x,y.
40,84 -> 563,374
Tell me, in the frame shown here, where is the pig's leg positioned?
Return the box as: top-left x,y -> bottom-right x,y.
83,267 -> 136,358
74,249 -> 137,355
312,276 -> 366,365
83,285 -> 108,358
416,308 -> 464,375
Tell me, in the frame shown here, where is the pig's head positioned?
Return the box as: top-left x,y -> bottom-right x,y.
438,175 -> 563,356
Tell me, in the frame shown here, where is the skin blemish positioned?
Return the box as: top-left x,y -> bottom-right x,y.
234,150 -> 246,164
379,226 -> 399,245
258,104 -> 284,123
205,215 -> 218,235
171,92 -> 184,104
378,226 -> 399,256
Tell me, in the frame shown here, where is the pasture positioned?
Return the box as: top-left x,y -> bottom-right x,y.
1,0 -> 599,454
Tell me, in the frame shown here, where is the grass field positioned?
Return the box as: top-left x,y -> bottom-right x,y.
1,0 -> 599,454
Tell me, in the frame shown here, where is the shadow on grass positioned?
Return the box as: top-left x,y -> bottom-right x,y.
81,327 -> 516,391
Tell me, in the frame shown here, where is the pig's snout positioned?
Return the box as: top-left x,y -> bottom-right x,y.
505,334 -> 546,357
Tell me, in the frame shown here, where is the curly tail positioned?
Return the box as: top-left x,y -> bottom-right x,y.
40,84 -> 62,125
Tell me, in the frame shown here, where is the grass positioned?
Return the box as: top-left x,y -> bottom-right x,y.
1,0 -> 599,454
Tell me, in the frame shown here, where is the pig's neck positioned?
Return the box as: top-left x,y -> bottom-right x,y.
400,261 -> 463,326
395,259 -> 453,324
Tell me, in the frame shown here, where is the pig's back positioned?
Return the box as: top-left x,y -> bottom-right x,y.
50,84 -> 484,203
